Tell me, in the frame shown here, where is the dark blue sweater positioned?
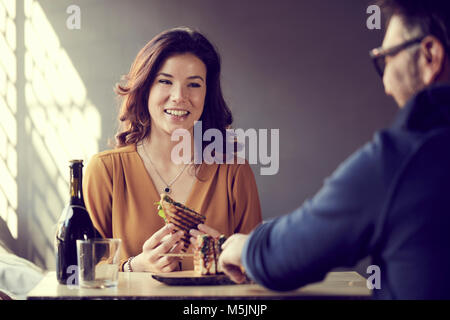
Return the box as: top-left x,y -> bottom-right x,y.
242,84 -> 450,299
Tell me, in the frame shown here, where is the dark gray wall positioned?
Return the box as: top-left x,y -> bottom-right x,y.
12,0 -> 397,269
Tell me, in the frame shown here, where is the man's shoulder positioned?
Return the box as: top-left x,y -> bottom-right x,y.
328,129 -> 412,187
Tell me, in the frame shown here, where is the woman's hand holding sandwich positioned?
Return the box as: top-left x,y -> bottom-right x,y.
130,223 -> 185,273
189,224 -> 221,245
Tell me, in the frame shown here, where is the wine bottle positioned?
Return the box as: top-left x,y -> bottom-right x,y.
56,160 -> 98,285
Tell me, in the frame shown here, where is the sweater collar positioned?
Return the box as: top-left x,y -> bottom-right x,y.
392,84 -> 450,132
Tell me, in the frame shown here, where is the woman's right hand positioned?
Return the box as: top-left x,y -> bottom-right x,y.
131,223 -> 184,273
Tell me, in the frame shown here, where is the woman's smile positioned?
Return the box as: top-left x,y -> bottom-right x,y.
164,108 -> 191,121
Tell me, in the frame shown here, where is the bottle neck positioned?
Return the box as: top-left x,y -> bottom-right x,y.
70,163 -> 84,206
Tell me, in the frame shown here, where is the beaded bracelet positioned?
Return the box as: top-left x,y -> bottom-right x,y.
126,256 -> 134,272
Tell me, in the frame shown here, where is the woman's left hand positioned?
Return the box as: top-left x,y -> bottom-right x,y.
189,224 -> 221,245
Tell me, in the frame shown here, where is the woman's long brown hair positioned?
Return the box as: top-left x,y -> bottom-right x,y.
114,27 -> 233,156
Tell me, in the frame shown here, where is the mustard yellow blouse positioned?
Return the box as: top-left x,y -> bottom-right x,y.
82,144 -> 262,270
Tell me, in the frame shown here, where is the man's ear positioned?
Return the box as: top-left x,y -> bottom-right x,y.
420,35 -> 446,85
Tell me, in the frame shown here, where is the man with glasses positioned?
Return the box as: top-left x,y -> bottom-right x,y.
219,0 -> 450,299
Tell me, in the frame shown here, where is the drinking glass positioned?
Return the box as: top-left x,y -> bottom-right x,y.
76,238 -> 121,288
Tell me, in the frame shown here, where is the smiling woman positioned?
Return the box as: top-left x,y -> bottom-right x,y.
148,53 -> 207,136
82,27 -> 262,274
115,27 -> 231,148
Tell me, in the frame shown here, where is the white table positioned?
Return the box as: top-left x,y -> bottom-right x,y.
27,270 -> 371,300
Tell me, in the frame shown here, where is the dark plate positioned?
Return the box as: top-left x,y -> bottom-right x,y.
151,271 -> 236,286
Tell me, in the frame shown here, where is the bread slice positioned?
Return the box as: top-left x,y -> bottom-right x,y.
194,234 -> 227,275
159,194 -> 206,251
194,235 -> 217,275
215,235 -> 227,273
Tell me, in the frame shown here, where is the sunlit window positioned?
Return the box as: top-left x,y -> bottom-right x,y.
0,0 -> 101,268
0,0 -> 18,240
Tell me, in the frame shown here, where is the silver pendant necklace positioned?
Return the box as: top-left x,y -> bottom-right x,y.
142,141 -> 189,194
